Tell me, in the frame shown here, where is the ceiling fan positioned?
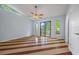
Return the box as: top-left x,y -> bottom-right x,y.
31,5 -> 44,20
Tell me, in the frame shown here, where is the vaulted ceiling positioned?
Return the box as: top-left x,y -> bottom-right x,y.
12,4 -> 69,19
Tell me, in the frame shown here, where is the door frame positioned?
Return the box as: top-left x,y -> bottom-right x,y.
40,21 -> 51,37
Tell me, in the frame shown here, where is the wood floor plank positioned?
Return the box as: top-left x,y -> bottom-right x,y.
0,43 -> 67,54
4,45 -> 68,55
0,42 -> 65,50
0,40 -> 64,46
0,36 -> 71,55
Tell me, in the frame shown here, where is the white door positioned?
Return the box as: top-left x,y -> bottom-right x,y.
69,5 -> 79,54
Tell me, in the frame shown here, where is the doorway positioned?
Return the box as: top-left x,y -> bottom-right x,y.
40,21 -> 51,37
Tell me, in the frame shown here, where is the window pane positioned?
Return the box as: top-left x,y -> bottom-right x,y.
56,20 -> 60,34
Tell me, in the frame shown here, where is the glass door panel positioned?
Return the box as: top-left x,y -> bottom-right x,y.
40,21 -> 51,37
40,22 -> 45,36
45,21 -> 51,36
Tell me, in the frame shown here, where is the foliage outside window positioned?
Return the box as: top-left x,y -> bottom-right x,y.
56,20 -> 60,34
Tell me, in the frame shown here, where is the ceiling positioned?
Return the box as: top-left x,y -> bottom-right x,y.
12,4 -> 69,19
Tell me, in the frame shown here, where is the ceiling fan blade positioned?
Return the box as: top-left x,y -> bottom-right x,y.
31,12 -> 34,14
40,14 -> 43,16
38,14 -> 43,16
39,16 -> 42,18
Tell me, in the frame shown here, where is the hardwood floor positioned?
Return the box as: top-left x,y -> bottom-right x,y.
0,36 -> 72,55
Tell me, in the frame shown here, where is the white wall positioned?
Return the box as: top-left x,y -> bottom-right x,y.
65,5 -> 75,43
66,5 -> 79,54
33,21 -> 40,36
34,15 -> 65,39
65,6 -> 70,43
0,10 -> 34,42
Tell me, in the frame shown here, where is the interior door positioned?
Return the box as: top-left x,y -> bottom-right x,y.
69,6 -> 79,54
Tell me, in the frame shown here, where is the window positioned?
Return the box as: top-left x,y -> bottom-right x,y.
56,20 -> 61,34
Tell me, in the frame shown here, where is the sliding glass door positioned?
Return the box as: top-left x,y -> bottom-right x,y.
40,21 -> 51,37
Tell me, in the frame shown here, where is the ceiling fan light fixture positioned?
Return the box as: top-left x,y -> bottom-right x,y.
31,5 -> 44,20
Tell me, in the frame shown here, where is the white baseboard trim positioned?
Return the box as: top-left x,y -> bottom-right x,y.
0,35 -> 33,42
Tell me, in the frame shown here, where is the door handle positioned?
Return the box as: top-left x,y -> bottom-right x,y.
74,33 -> 79,35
